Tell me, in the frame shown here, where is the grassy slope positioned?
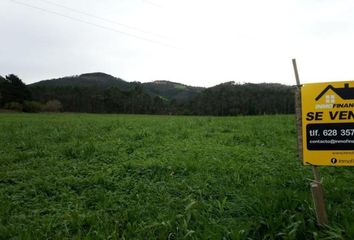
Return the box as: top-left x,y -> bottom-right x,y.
0,114 -> 354,239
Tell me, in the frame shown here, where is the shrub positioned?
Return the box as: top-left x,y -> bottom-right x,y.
4,102 -> 23,111
42,100 -> 63,112
23,101 -> 42,113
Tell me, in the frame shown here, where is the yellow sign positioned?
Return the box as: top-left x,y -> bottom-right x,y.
301,81 -> 354,166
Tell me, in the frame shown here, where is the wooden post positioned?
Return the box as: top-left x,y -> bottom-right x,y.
292,59 -> 301,86
310,166 -> 328,225
292,59 -> 328,226
312,165 -> 321,183
293,59 -> 303,163
311,182 -> 328,225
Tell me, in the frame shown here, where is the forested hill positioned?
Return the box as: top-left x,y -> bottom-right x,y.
143,80 -> 204,101
30,73 -> 204,101
187,82 -> 295,115
30,72 -> 133,91
1,73 -> 295,115
25,72 -> 206,113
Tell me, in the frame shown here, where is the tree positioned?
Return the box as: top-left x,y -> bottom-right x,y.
0,74 -> 31,106
152,96 -> 165,114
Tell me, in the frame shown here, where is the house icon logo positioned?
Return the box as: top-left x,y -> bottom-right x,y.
315,83 -> 354,102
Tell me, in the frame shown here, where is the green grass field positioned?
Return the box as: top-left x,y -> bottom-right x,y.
1,113 -> 354,239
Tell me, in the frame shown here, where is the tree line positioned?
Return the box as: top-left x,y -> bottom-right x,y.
0,74 -> 295,115
186,82 -> 295,115
0,74 -> 63,112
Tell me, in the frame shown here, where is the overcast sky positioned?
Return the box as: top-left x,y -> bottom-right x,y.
1,0 -> 354,87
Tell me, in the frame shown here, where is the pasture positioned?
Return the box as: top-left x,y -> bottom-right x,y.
0,113 -> 354,239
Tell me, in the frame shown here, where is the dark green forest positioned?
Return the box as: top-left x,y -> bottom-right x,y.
0,73 -> 295,115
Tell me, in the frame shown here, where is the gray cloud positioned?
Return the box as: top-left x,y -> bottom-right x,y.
2,0 -> 354,86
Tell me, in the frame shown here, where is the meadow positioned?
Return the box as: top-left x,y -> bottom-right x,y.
1,113 -> 354,239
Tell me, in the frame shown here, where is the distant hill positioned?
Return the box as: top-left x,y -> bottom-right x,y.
27,72 -> 206,113
142,80 -> 204,101
2,72 -> 295,115
189,81 -> 295,115
29,73 -> 204,101
30,72 -> 132,91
